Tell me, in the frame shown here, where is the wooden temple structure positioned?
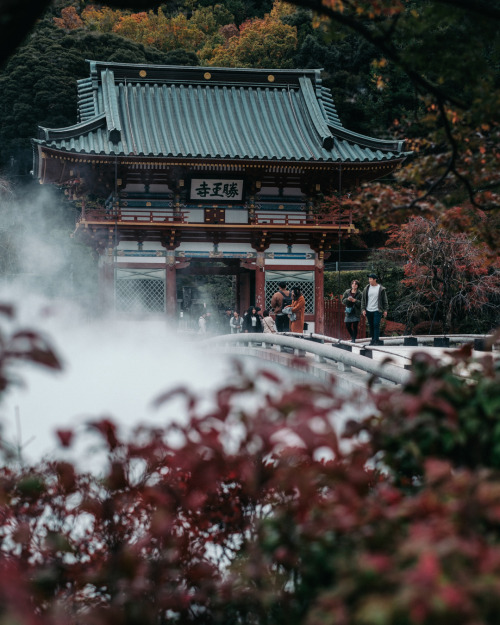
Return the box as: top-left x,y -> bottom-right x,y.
33,61 -> 408,332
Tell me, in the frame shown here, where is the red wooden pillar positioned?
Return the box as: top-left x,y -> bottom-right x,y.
235,269 -> 241,312
314,254 -> 325,335
240,271 -> 251,313
255,252 -> 266,311
165,252 -> 177,318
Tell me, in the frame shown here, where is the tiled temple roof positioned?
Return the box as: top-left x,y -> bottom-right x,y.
34,61 -> 408,164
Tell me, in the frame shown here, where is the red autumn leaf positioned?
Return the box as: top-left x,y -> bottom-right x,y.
56,428 -> 74,447
87,418 -> 119,450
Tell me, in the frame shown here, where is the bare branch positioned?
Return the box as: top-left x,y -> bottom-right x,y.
285,0 -> 466,108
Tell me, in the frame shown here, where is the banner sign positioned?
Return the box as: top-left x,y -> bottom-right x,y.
190,178 -> 243,201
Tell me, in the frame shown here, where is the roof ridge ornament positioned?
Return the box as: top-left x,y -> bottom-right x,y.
298,77 -> 334,151
101,69 -> 122,144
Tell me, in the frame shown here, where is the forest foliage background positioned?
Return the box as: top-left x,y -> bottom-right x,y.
0,0 -> 499,332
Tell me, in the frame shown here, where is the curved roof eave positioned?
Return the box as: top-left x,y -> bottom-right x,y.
328,124 -> 405,153
33,144 -> 407,169
38,113 -> 107,141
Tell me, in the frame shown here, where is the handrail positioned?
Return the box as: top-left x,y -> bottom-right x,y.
310,332 -> 498,348
253,211 -> 351,227
204,333 -> 411,386
79,205 -> 352,228
80,208 -> 189,223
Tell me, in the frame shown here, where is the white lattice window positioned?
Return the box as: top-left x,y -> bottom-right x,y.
115,268 -> 165,313
265,271 -> 314,314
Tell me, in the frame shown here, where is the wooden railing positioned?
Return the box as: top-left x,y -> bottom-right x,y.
252,211 -> 352,227
81,207 -> 189,223
79,202 -> 351,229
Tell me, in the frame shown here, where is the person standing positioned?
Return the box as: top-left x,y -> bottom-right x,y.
290,287 -> 306,334
198,312 -> 207,334
242,306 -> 263,333
342,279 -> 362,342
361,273 -> 388,345
261,310 -> 277,334
270,282 -> 292,332
230,310 -> 243,333
221,308 -> 233,333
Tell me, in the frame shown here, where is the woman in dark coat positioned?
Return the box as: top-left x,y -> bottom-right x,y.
290,287 -> 306,333
341,279 -> 362,342
242,306 -> 263,333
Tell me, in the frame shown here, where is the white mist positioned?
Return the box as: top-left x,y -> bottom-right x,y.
0,291 -> 232,464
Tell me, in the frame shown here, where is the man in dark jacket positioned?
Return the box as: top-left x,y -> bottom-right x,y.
270,282 -> 291,332
361,273 -> 389,345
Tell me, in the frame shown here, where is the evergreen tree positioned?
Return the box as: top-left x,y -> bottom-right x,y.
0,19 -> 198,172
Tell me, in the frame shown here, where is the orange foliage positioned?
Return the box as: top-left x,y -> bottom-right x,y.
107,8 -> 215,54
81,5 -> 123,32
53,6 -> 83,30
206,4 -> 298,68
319,0 -> 404,18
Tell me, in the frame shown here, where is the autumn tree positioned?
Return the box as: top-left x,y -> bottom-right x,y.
283,0 -> 500,249
184,0 -> 274,25
79,5 -> 236,57
205,1 -> 298,68
387,214 -> 500,333
80,4 -> 124,32
53,5 -> 84,30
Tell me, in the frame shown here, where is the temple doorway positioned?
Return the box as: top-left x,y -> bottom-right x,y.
176,260 -> 253,332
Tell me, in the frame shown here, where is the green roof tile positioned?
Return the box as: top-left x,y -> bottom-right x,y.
34,61 -> 409,163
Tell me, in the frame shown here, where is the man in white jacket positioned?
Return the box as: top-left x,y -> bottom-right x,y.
361,273 -> 389,345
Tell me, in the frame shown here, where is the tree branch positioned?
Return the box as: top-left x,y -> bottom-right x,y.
286,0 -> 466,108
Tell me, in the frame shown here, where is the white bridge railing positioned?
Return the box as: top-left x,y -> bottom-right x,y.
205,331 -> 498,387
205,332 -> 411,386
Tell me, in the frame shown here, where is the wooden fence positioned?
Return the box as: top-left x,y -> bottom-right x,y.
324,299 -> 367,340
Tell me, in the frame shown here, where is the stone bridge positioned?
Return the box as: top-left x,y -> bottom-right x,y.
205,332 -> 498,391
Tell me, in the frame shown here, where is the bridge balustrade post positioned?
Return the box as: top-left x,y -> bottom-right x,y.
474,338 -> 491,352
331,343 -> 352,371
434,337 -> 450,347
337,362 -> 352,372
404,337 -> 418,346
334,343 -> 352,352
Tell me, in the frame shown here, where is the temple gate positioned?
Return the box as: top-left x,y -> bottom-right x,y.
33,62 -> 408,333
